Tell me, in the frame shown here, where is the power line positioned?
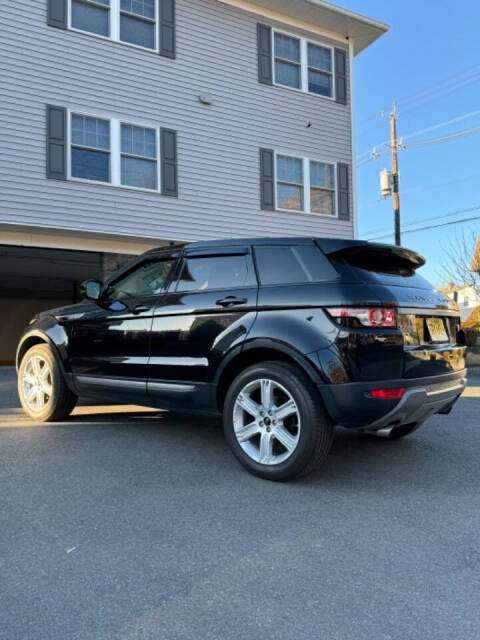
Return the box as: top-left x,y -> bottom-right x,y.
356,120 -> 480,168
402,110 -> 480,141
356,64 -> 480,131
407,124 -> 480,149
357,109 -> 480,162
365,210 -> 480,241
363,204 -> 480,237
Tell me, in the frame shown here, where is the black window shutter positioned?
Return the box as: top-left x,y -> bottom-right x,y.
335,48 -> 347,105
46,105 -> 67,180
159,0 -> 175,59
260,149 -> 275,210
337,163 -> 350,220
48,0 -> 67,29
257,24 -> 273,85
161,128 -> 178,197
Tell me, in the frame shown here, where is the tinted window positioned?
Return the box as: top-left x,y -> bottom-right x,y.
255,245 -> 338,285
328,246 -> 432,289
176,255 -> 255,292
106,259 -> 174,300
330,260 -> 433,290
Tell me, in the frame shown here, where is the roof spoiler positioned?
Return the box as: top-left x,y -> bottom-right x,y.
315,239 -> 426,273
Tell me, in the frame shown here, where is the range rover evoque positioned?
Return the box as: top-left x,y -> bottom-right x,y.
17,237 -> 467,481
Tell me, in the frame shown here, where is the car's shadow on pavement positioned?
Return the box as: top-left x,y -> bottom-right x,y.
3,388 -> 478,496
25,402 -> 473,496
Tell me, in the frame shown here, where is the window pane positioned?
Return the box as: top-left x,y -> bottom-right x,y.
121,0 -> 155,19
311,188 -> 335,215
277,184 -> 303,211
274,33 -> 300,62
275,60 -> 300,89
308,43 -> 332,72
308,70 -> 332,97
255,245 -> 337,284
71,148 -> 110,182
72,0 -> 109,36
177,256 -> 255,292
72,114 -> 110,150
121,156 -> 157,189
310,161 -> 334,188
121,124 -> 156,158
277,156 -> 303,184
107,260 -> 174,300
120,14 -> 155,48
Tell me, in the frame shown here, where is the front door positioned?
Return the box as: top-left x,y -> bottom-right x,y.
69,254 -> 178,401
147,247 -> 258,410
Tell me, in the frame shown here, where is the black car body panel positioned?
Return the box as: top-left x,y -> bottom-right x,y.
17,237 -> 467,428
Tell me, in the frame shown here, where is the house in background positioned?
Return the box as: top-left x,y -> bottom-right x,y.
0,0 -> 388,362
440,283 -> 480,322
440,235 -> 480,322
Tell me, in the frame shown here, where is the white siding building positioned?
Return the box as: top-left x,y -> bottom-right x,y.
0,0 -> 387,362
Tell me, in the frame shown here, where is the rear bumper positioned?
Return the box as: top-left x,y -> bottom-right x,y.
319,369 -> 467,430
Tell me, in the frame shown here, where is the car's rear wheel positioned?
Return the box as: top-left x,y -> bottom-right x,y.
223,361 -> 333,481
18,344 -> 77,421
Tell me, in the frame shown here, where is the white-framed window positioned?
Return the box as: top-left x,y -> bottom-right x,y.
275,153 -> 337,216
68,110 -> 161,192
70,0 -> 157,51
273,30 -> 334,99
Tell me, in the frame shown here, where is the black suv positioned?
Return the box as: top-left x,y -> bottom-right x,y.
17,237 -> 466,480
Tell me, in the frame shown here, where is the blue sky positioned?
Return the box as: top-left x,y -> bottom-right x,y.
338,0 -> 480,284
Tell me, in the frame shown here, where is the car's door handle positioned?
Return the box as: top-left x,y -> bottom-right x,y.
131,304 -> 151,314
216,296 -> 248,307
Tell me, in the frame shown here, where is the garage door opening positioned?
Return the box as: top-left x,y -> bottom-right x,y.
0,245 -> 132,364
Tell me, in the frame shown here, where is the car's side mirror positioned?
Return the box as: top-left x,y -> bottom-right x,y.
80,280 -> 102,301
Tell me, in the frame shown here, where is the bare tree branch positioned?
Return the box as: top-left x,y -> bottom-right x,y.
438,231 -> 480,297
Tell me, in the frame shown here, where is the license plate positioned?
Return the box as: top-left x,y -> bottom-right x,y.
426,317 -> 448,343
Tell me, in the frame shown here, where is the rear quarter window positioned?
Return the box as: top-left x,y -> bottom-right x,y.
254,245 -> 338,285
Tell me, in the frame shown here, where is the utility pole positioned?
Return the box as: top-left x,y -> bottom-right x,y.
390,104 -> 401,246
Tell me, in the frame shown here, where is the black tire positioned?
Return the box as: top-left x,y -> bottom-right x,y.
18,343 -> 77,421
223,361 -> 333,481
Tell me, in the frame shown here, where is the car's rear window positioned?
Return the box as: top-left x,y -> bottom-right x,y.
329,259 -> 433,289
254,245 -> 338,285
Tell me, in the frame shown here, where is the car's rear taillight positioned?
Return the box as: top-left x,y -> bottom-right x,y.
367,387 -> 405,399
326,307 -> 397,328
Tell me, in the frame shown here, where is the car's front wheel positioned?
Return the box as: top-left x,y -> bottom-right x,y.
18,344 -> 77,421
223,361 -> 333,481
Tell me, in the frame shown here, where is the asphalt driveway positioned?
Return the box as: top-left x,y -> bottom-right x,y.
1,367 -> 479,640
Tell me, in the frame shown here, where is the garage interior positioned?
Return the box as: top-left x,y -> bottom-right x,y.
0,245 -> 132,364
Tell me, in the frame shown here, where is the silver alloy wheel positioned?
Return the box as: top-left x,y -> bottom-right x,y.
233,378 -> 301,465
22,355 -> 53,413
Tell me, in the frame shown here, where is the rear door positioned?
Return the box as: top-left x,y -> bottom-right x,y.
147,247 -> 258,410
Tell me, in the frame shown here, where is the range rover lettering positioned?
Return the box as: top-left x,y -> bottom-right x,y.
17,238 -> 467,481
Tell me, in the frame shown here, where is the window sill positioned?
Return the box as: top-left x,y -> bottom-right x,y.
67,26 -> 164,57
275,207 -> 340,220
266,81 -> 346,105
67,176 -> 166,195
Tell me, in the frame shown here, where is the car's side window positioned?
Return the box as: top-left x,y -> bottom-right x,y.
254,245 -> 338,285
105,258 -> 175,300
176,255 -> 256,292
